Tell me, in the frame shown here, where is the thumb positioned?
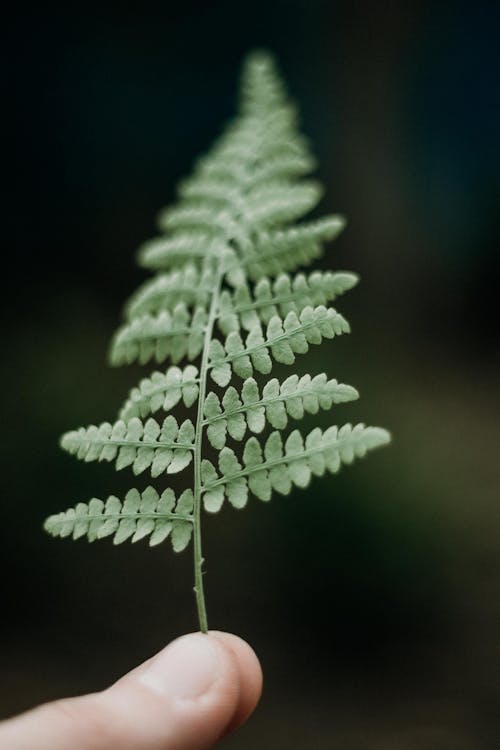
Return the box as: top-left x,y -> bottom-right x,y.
0,631 -> 263,750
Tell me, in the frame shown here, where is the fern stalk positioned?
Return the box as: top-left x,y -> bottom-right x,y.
44,51 -> 391,633
192,266 -> 223,632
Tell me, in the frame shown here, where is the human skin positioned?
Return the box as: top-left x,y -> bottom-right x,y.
0,631 -> 263,750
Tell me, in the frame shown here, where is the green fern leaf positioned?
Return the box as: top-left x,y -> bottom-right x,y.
44,486 -> 194,550
60,416 -> 195,477
217,270 -> 358,334
239,217 -> 346,280
202,425 -> 390,509
204,374 -> 359,449
241,181 -> 323,227
119,365 -> 199,421
137,234 -> 234,272
45,50 -> 391,634
157,204 -> 232,236
110,304 -> 207,366
125,265 -> 214,320
209,306 -> 350,385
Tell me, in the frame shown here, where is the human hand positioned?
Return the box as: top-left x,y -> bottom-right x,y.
0,631 -> 262,750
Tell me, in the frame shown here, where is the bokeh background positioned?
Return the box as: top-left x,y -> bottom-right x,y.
3,2 -> 500,748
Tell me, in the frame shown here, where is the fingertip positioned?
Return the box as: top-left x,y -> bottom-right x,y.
208,631 -> 263,733
0,632 -> 263,750
111,630 -> 262,746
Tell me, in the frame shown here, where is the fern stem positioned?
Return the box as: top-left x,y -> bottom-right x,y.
192,266 -> 224,633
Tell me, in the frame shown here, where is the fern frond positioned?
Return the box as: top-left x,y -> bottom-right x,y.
194,139 -> 313,187
207,121 -> 310,170
239,50 -> 291,114
138,212 -> 344,281
242,181 -> 323,228
44,486 -> 194,550
127,268 -> 356,334
201,425 -> 390,511
217,270 -> 358,334
177,176 -> 242,205
125,266 -> 214,320
252,152 -> 316,182
110,304 -> 207,366
60,416 -> 195,477
119,365 -> 199,421
209,306 -> 350,387
204,374 -> 359,449
157,204 -> 233,236
175,178 -> 321,229
137,234 -> 234,272
45,50 -> 391,634
193,150 -> 315,188
240,216 -> 346,279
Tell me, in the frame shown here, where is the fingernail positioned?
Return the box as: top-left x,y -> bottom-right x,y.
138,634 -> 220,700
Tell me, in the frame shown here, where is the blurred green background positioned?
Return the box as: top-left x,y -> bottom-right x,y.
3,2 -> 500,748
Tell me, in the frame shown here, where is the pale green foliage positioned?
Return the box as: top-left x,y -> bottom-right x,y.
44,487 -> 194,551
45,50 -> 390,630
201,424 -> 389,512
60,416 -> 195,476
217,270 -> 358,334
208,305 -> 350,387
203,374 -> 359,449
111,304 -> 207,366
119,365 -> 199,421
125,266 -> 214,321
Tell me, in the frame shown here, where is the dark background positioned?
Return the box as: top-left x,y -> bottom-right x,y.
3,2 -> 500,748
